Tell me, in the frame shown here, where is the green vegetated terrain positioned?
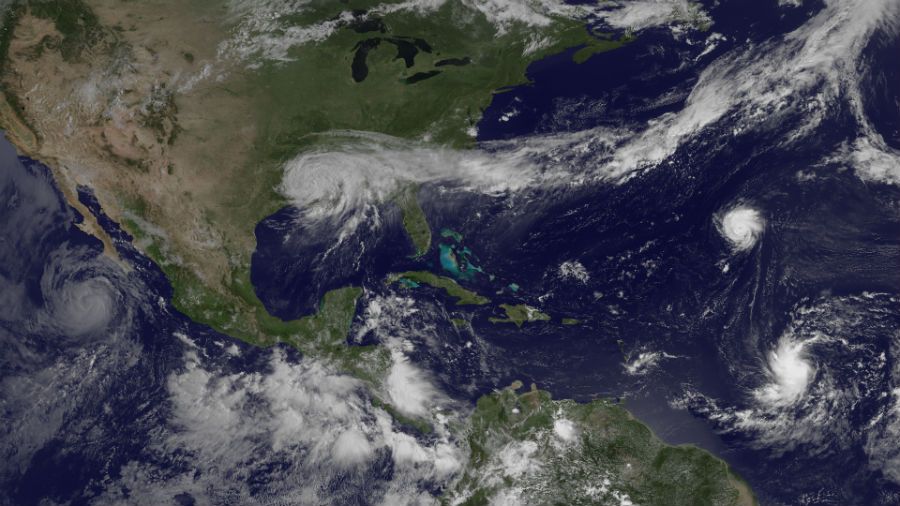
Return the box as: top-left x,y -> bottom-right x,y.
388,271 -> 490,305
447,384 -> 756,506
395,185 -> 432,256
489,303 -> 551,326
252,0 -> 615,153
572,31 -> 632,64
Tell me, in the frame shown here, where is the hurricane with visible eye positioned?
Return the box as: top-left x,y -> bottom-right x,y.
716,205 -> 765,252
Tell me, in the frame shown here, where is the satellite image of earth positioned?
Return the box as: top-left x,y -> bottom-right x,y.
0,0 -> 899,504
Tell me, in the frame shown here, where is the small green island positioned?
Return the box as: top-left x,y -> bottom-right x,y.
450,317 -> 468,329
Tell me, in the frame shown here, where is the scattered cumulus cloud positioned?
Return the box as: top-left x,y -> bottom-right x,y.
558,260 -> 590,283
